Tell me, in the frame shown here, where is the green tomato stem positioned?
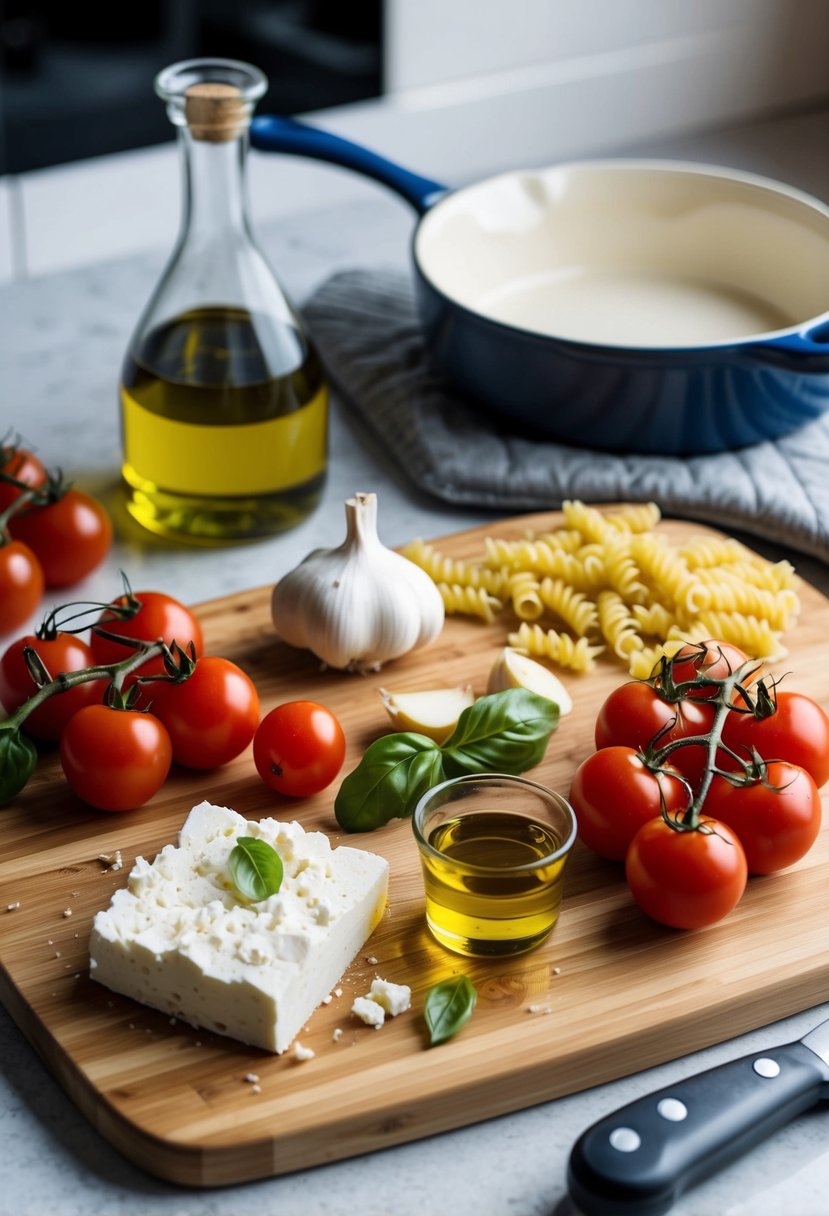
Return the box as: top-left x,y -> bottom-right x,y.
4,639 -> 169,729
0,485 -> 41,537
650,659 -> 760,830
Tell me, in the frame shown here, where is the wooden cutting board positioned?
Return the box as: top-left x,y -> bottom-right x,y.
1,512 -> 828,1187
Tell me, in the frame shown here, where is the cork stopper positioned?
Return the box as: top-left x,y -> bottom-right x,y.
185,82 -> 247,142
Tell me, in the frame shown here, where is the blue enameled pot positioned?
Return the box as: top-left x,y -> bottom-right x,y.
250,116 -> 829,455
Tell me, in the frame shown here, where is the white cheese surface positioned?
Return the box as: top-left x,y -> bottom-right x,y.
89,801 -> 389,1053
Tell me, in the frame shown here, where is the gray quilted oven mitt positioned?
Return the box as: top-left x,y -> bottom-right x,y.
304,268 -> 829,564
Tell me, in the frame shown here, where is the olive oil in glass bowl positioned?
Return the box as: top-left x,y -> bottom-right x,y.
413,774 -> 577,957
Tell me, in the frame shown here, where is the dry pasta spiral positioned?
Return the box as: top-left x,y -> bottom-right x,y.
402,539 -> 506,595
437,583 -> 502,624
538,577 -> 598,636
597,590 -> 644,659
508,622 -> 605,672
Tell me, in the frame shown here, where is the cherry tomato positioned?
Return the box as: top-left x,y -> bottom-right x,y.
704,763 -> 821,874
59,705 -> 172,811
625,816 -> 747,929
0,540 -> 44,636
568,746 -> 690,861
9,488 -> 112,587
150,657 -> 259,769
664,640 -> 754,700
721,691 -> 829,789
0,632 -> 104,740
0,446 -> 47,513
90,591 -> 203,673
254,700 -> 346,797
595,682 -> 716,790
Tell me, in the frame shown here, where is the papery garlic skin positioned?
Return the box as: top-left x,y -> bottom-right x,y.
272,493 -> 445,672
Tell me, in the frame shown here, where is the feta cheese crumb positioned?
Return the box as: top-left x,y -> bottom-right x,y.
332,1027 -> 343,1042
553,967 -> 561,975
293,1041 -> 315,1061
351,996 -> 385,1028
251,1084 -> 262,1094
365,955 -> 378,965
62,909 -> 73,918
368,977 -> 411,1017
527,1004 -> 554,1015
6,901 -> 20,912
98,851 -> 123,871
244,1072 -> 260,1084
334,987 -> 343,998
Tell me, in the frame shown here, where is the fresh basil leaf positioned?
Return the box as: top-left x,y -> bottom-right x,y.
441,688 -> 559,778
335,733 -> 444,832
0,723 -> 38,806
424,975 -> 477,1046
229,837 -> 283,901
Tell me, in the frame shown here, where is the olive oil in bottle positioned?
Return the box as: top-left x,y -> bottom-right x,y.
121,306 -> 327,541
422,811 -> 567,956
121,59 -> 327,543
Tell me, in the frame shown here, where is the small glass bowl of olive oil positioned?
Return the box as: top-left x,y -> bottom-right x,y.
412,774 -> 577,957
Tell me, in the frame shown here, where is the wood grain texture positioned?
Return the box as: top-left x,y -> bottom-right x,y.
1,511 -> 828,1186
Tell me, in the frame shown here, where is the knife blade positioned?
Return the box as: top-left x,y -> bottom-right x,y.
567,1016 -> 829,1216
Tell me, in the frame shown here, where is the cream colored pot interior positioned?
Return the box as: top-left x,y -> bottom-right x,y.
414,161 -> 829,349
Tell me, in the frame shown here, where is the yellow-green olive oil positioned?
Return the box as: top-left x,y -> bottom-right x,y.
120,306 -> 327,543
423,810 -> 567,956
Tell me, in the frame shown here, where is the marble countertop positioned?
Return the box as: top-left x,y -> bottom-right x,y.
2,107 -> 829,1216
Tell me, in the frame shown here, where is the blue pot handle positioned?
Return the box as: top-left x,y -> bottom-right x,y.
250,115 -> 448,216
749,316 -> 829,368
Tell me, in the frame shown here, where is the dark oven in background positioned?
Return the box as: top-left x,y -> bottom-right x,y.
0,1 -> 383,174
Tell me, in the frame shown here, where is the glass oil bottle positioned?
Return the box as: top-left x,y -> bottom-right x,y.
120,58 -> 327,543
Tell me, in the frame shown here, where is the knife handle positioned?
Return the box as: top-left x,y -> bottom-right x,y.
568,1041 -> 828,1216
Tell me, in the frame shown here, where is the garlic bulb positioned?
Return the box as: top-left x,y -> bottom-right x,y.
272,492 -> 445,672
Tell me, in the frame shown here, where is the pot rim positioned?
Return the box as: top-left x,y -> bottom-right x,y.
412,157 -> 829,355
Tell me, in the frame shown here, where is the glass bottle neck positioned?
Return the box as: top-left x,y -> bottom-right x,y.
178,128 -> 250,240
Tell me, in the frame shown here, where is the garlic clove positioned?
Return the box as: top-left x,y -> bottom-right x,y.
379,685 -> 475,743
272,492 -> 445,672
487,648 -> 573,715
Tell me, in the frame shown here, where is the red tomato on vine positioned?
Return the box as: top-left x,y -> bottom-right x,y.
569,745 -> 689,861
59,705 -> 172,812
91,591 -> 203,668
595,681 -> 715,790
0,541 -> 44,636
625,817 -> 748,929
0,446 -> 47,513
663,640 -> 755,700
9,488 -> 112,588
721,690 -> 829,789
704,762 -> 821,874
150,657 -> 259,769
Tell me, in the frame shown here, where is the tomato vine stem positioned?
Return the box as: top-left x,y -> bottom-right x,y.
4,639 -> 173,729
648,659 -> 763,830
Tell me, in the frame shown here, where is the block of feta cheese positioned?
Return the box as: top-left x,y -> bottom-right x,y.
89,801 -> 389,1053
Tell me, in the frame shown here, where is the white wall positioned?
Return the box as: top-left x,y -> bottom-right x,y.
3,0 -> 829,281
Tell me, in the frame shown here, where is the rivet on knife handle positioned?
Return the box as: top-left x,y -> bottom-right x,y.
567,1036 -> 829,1216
